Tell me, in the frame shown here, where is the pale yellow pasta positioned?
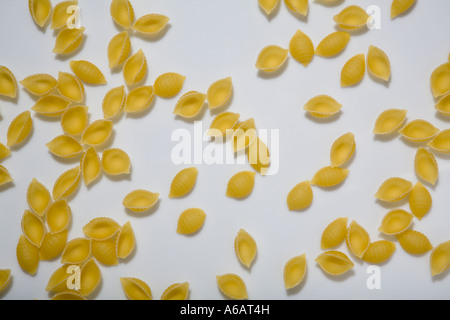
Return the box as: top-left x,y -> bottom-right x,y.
116,221 -> 135,259
285,0 -> 308,16
362,240 -> 396,264
0,269 -> 11,293
303,95 -> 342,118
161,282 -> 190,300
123,49 -> 147,87
427,129 -> 450,153
0,165 -> 13,186
311,166 -> 349,188
52,166 -> 81,200
70,60 -> 107,85
177,208 -> 206,235
258,0 -> 279,15
123,190 -> 159,212
226,171 -> 256,199
81,146 -> 101,186
373,109 -> 407,135
46,134 -> 84,159
154,72 -> 186,98
61,106 -> 89,136
7,111 -> 33,148
346,221 -> 370,259
53,27 -> 85,55
31,95 -> 71,117
283,254 -> 306,290
232,119 -> 257,152
0,66 -> 17,99
396,230 -> 432,255
334,5 -> 370,30
101,148 -> 131,176
289,29 -> 314,67
133,14 -> 170,35
46,264 -> 72,292
108,31 -> 131,69
121,277 -> 152,300
315,251 -> 354,276
51,1 -> 78,29
391,0 -> 416,19
39,230 -> 68,260
80,258 -> 101,297
103,85 -> 126,119
315,32 -> 350,58
83,217 -> 121,241
124,85 -> 155,113
415,147 -> 438,185
20,73 -> 58,96
367,45 -> 391,82
173,91 -> 207,119
435,92 -> 450,116
375,177 -> 413,202
409,182 -> 432,220
341,54 -> 365,87
110,0 -> 135,30
57,72 -> 85,103
81,119 -> 114,146
235,229 -> 257,268
208,112 -> 240,137
16,235 -> 40,275
247,137 -> 271,176
207,77 -> 233,110
330,132 -> 355,167
320,217 -> 348,250
378,209 -> 413,235
286,180 -> 313,211
21,210 -> 45,248
29,0 -> 52,28
169,167 -> 198,198
255,45 -> 289,72
0,143 -> 11,160
91,236 -> 119,266
430,241 -> 450,276
46,198 -> 71,234
51,292 -> 87,300
27,178 -> 51,217
216,274 -> 247,299
399,120 -> 440,142
61,237 -> 91,264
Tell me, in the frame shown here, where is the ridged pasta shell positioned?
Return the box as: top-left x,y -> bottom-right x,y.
286,180 -> 313,211
247,137 -> 271,176
346,221 -> 370,259
16,235 -> 40,275
123,49 -> 147,87
0,66 -> 17,99
7,111 -> 33,148
427,129 -> 450,153
91,236 -> 119,266
367,45 -> 391,82
333,5 -> 370,30
57,72 -> 85,103
102,148 -> 131,176
108,31 -> 131,69
70,60 -> 107,85
232,124 -> 257,153
315,251 -> 354,276
21,210 -> 45,248
415,147 -> 438,185
81,146 -> 101,186
0,143 -> 11,160
51,292 -> 87,300
31,95 -> 71,117
435,92 -> 450,116
154,72 -> 185,98
80,258 -> 101,297
330,132 -> 355,167
378,209 -> 413,235
391,0 -> 416,19
283,254 -> 307,290
51,1 -> 78,29
341,54 -> 365,87
123,190 -> 159,212
207,77 -> 233,110
409,182 -> 432,220
375,177 -> 413,202
258,0 -> 279,15
39,230 -> 68,260
430,241 -> 450,276
81,120 -> 113,147
61,106 -> 89,136
29,0 -> 52,28
362,240 -> 396,264
53,27 -> 85,55
169,167 -> 198,198
27,178 -> 51,217
121,277 -> 152,300
289,29 -> 314,67
133,14 -> 170,35
116,221 -> 135,259
285,0 -> 308,16
52,166 -> 81,200
208,112 -> 240,137
103,85 -> 126,119
83,217 -> 121,241
177,208 -> 206,235
110,0 -> 135,30
399,119 -> 440,142
46,134 -> 83,159
46,264 -> 71,292
255,45 -> 289,72
173,91 -> 207,119
396,230 -> 432,255
373,109 -> 407,135
311,166 -> 349,188
320,217 -> 348,250
0,165 -> 13,186
303,95 -> 342,118
226,171 -> 256,199
61,237 -> 91,264
161,282 -> 190,300
315,32 -> 350,57
235,229 -> 257,268
124,85 -> 155,113
20,73 -> 58,96
216,274 -> 247,300
0,269 -> 11,293
46,199 -> 71,234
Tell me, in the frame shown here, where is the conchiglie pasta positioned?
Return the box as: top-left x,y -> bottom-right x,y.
21,210 -> 45,248
121,277 -> 152,300
110,0 -> 135,30
0,269 -> 11,293
31,95 -> 71,117
107,31 -> 131,69
39,230 -> 68,260
396,230 -> 432,255
51,292 -> 87,300
154,72 -> 185,98
7,110 -> 33,148
334,5 -> 370,30
285,0 -> 308,16
430,241 -> 450,276
83,217 -> 121,240
373,109 -> 407,135
29,0 -> 52,28
177,208 -> 206,235
226,171 -> 256,199
347,221 -> 370,259
46,264 -> 71,292
101,148 -> 131,176
235,229 -> 257,268
367,45 -> 391,82
362,240 -> 396,264
340,54 -> 365,87
315,251 -> 354,276
81,147 -> 101,186
0,66 -> 17,99
0,165 -> 13,186
46,199 -> 71,234
232,119 -> 257,152
173,91 -> 207,119
57,72 -> 85,103
378,209 -> 413,235
0,143 -> 11,160
330,132 -> 355,167
258,0 -> 279,15
320,217 -> 348,250
70,60 -> 107,85
391,0 -> 416,19
61,106 -> 89,136
132,14 -> 170,35
311,166 -> 349,187
427,129 -> 450,153
20,73 -> 58,96
207,77 -> 233,110
116,221 -> 135,259
169,167 -> 198,198
51,1 -> 78,29
27,178 -> 51,217
79,258 -> 101,297
303,95 -> 342,118
409,182 -> 432,220
123,190 -> 159,212
81,120 -> 114,146
53,27 -> 85,55
46,135 -> 83,159
375,177 -> 413,202
216,274 -> 248,300
123,49 -> 147,87
435,92 -> 450,116
61,237 -> 91,264
102,85 -> 126,119
124,85 -> 155,113
52,166 -> 81,200
286,180 -> 313,211
208,112 -> 240,137
283,254 -> 307,290
255,45 -> 289,72
415,147 -> 438,185
161,282 -> 190,300
91,236 -> 119,266
247,137 -> 271,176
315,32 -> 351,57
16,235 -> 40,275
399,120 -> 440,142
289,29 -> 314,67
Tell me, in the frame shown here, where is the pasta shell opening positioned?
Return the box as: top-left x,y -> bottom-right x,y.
235,229 -> 257,268
110,0 -> 135,30
21,210 -> 45,248
330,132 -> 355,167
346,221 -> 370,259
51,1 -> 78,29
367,45 -> 391,82
304,95 -> 342,118
378,209 -> 413,235
216,274 -> 248,300
57,72 -> 85,103
430,62 -> 450,98
255,45 -> 289,72
46,199 -> 71,234
102,148 -> 131,176
247,137 -> 271,176
80,258 -> 101,297
373,109 -> 407,135
0,165 -> 13,186
7,111 -> 33,148
315,251 -> 354,276
173,91 -> 207,119
333,5 -> 370,30
0,66 -> 17,99
20,73 -> 58,96
0,269 -> 11,293
81,120 -> 114,146
83,217 -> 121,240
116,221 -> 135,259
61,106 -> 89,136
283,254 -> 307,290
285,0 -> 308,16
53,27 -> 85,55
258,0 -> 279,15
399,120 -> 440,142
375,177 -> 413,202
435,92 -> 450,115
207,77 -> 233,110
414,147 -> 438,185
103,85 -> 126,119
52,166 -> 81,200
61,237 -> 91,264
123,190 -> 159,212
32,95 -> 71,117
124,85 -> 155,113
208,112 -> 240,137
29,0 -> 52,28
161,282 -> 190,300
133,14 -> 170,35
430,241 -> 450,276
27,178 -> 51,217
123,49 -> 147,87
427,129 -> 450,153
121,277 -> 152,300
46,135 -> 83,159
108,31 -> 131,69
81,146 -> 101,186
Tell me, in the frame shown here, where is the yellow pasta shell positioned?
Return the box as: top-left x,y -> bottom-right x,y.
340,53 -> 365,87
399,119 -> 440,142
31,95 -> 71,117
373,109 -> 407,135
367,45 -> 391,82
154,72 -> 186,98
81,146 -> 101,186
46,199 -> 71,234
216,274 -> 248,300
173,91 -> 207,119
17,235 -> 40,275
0,165 -> 13,186
0,269 -> 11,293
315,251 -> 354,276
81,119 -> 114,147
285,0 -> 308,16
286,180 -> 313,211
123,49 -> 147,87
435,92 -> 450,116
29,0 -> 52,28
283,253 -> 307,290
7,110 -> 33,148
27,178 -> 51,217
121,277 -> 152,300
177,208 -> 206,235
133,14 -> 170,35
362,240 -> 396,264
330,132 -> 355,167
247,137 -> 271,176
311,166 -> 349,188
0,143 -> 11,160
57,72 -> 85,103
61,237 -> 91,264
0,66 -> 17,99
61,106 -> 89,136
303,95 -> 342,118
255,45 -> 289,72
52,166 -> 81,200
169,167 -> 198,198
161,282 -> 190,300
46,264 -> 72,292
46,134 -> 83,159
103,85 -> 126,119
108,31 -> 131,69
80,258 -> 101,297
409,182 -> 432,220
226,171 -> 256,199
124,85 -> 155,113
375,177 -> 413,202
396,230 -> 432,255
123,190 -> 159,212
208,112 -> 240,137
430,241 -> 450,276
315,32 -> 350,57
289,29 -> 314,67
207,77 -> 233,110
51,292 -> 87,300
235,229 -> 257,268
116,221 -> 135,259
53,27 -> 85,55
70,60 -> 107,85
21,210 -> 45,248
391,0 -> 416,19
333,5 -> 370,30
91,236 -> 119,266
101,148 -> 131,176
232,119 -> 257,152
427,129 -> 450,153
258,0 -> 279,15
110,0 -> 135,30
320,217 -> 348,250
346,221 -> 370,259
20,73 -> 58,96
415,147 -> 438,185
51,0 -> 78,29
83,217 -> 121,240
39,230 -> 68,260
378,209 -> 413,235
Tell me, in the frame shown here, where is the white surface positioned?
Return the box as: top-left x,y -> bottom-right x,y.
0,0 -> 450,300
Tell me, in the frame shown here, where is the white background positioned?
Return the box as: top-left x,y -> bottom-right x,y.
0,0 -> 450,300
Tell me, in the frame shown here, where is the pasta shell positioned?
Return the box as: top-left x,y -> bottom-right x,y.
81,147 -> 101,186
255,45 -> 289,72
0,66 -> 17,99
367,45 -> 391,82
83,217 -> 121,240
154,72 -> 186,98
116,221 -> 135,259
391,0 -> 416,19
51,0 -> 78,29
46,264 -> 71,292
430,241 -> 450,276
21,210 -> 45,248
0,143 -> 11,160
52,166 -> 81,200
173,91 -> 207,119
303,95 -> 342,118
208,112 -> 240,137
80,258 -> 101,297
161,282 -> 190,300
311,166 -> 349,187
110,0 -> 135,30
0,165 -> 13,186
91,236 -> 119,266
226,171 -> 256,199
108,31 -> 131,69
70,60 -> 107,85
373,109 -> 407,135
330,132 -> 355,167
121,277 -> 152,300
39,230 -> 68,260
285,0 -> 308,16
315,32 -> 350,57
61,237 -> 91,264
177,208 -> 206,235
333,5 -> 370,30
81,120 -> 114,147
16,235 -> 40,275
286,180 -> 313,211
340,54 -> 365,87
31,95 -> 71,117
320,217 -> 348,250
315,251 -> 354,276
409,182 -> 432,220
123,190 -> 159,212
27,178 -> 51,217
53,27 -> 85,55
435,92 -> 450,116
124,85 -> 155,113
133,14 -> 170,35
20,73 -> 58,96
7,111 -> 33,148
46,135 -> 83,159
235,229 -> 257,268
362,240 -> 396,264
169,167 -> 198,198
207,77 -> 233,110
258,0 -> 279,15
0,269 -> 11,293
289,29 -> 314,67
427,129 -> 450,153
61,106 -> 89,136
29,0 -> 52,28
51,292 -> 87,300
247,137 -> 271,176
102,148 -> 131,176
375,177 -> 413,202
216,274 -> 248,300
396,230 -> 432,255
415,147 -> 438,185
232,119 -> 257,152
46,199 -> 71,234
399,120 -> 440,142
102,85 -> 126,119
378,209 -> 414,235
123,49 -> 147,87
57,72 -> 85,103
283,254 -> 307,290
346,221 -> 370,259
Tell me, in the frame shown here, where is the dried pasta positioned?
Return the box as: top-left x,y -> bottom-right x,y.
247,137 -> 271,176
0,269 -> 11,293
20,73 -> 58,96
39,230 -> 68,260
121,277 -> 152,300
51,292 -> 87,300
81,147 -> 101,186
108,31 -> 131,69
375,177 -> 413,202
320,217 -> 348,250
334,5 -> 370,30
169,167 -> 198,198
208,112 -> 240,137
216,274 -> 248,300
255,45 -> 289,72
0,165 -> 13,186
207,77 -> 233,110
110,0 -> 135,30
7,111 -> 33,148
46,199 -> 71,234
430,241 -> 450,276
70,60 -> 107,85
52,166 -> 81,200
31,95 -> 71,117
124,85 -> 155,113
123,190 -> 159,212
21,210 -> 45,248
286,180 -> 313,211
154,72 -> 186,98
61,237 -> 91,264
161,282 -> 190,300
232,119 -> 257,152
285,0 -> 308,16
0,143 -> 10,160
315,32 -> 351,58
173,91 -> 207,119
315,251 -> 354,276
46,134 -> 84,159
29,0 -> 52,28
367,45 -> 391,82
391,0 -> 416,19
79,258 -> 101,297
346,220 -> 370,259
373,109 -> 407,135
61,106 -> 89,136
303,95 -> 342,118
258,0 -> 279,15
101,148 -> 131,176
226,171 -> 256,199
116,221 -> 135,259
409,182 -> 432,220
81,119 -> 114,146
330,132 -> 355,167
0,66 -> 17,99
177,208 -> 206,235
91,236 -> 119,266
427,129 -> 450,153
53,27 -> 85,55
51,1 -> 78,29
27,178 -> 51,217
340,54 -> 365,87
435,92 -> 450,115
57,72 -> 85,103
414,147 -> 438,185
283,254 -> 307,290
235,229 -> 257,268
396,230 -> 433,255
399,120 -> 440,142
133,14 -> 170,35
362,240 -> 396,264
311,166 -> 349,187
16,235 -> 40,275
123,49 -> 147,87
378,209 -> 413,235
83,217 -> 121,240
289,29 -> 314,67
103,85 -> 126,119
